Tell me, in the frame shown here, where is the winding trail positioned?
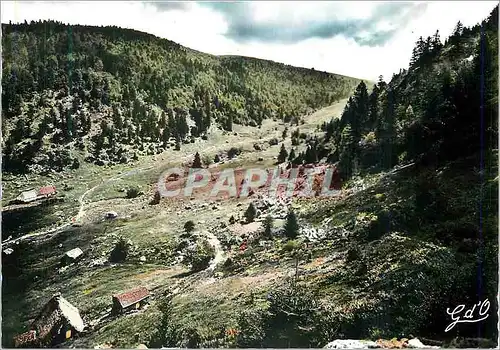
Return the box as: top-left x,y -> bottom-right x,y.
3,222 -> 73,246
2,165 -> 154,247
74,184 -> 100,222
206,230 -> 225,271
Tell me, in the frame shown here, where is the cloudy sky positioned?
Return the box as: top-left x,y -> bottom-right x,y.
1,1 -> 497,81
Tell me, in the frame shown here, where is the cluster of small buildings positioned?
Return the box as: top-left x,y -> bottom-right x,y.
13,185 -> 57,204
13,283 -> 150,347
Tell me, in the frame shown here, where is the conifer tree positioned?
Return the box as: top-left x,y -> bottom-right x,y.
159,111 -> 167,129
352,81 -> 369,140
175,135 -> 181,151
184,220 -> 195,234
304,144 -> 318,164
288,148 -> 296,163
264,215 -> 273,239
192,152 -> 202,168
339,124 -> 355,180
367,84 -> 380,130
284,209 -> 299,239
226,115 -> 233,132
379,88 -> 396,169
282,127 -> 288,140
162,126 -> 170,147
278,143 -> 288,163
244,203 -> 257,223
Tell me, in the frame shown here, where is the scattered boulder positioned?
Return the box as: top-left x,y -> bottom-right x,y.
407,339 -> 425,348
300,226 -> 326,242
324,340 -> 380,349
3,248 -> 14,255
269,138 -> 279,146
105,211 -> 118,220
89,257 -> 107,268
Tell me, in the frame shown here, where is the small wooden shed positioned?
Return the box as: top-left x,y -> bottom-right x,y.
38,185 -> 57,198
15,189 -> 38,203
60,247 -> 84,266
112,287 -> 150,315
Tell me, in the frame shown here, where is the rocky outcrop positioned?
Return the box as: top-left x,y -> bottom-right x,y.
300,226 -> 326,242
324,338 -> 440,349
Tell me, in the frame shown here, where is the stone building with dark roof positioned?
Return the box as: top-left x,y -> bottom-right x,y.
13,293 -> 85,347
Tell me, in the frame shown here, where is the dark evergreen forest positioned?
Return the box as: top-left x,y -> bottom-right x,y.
1,20 -> 359,173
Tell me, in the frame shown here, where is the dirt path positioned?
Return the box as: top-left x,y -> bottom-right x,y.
3,99 -> 349,249
2,165 -> 156,247
75,165 -> 155,222
75,183 -> 102,222
206,230 -> 225,271
2,222 -> 73,246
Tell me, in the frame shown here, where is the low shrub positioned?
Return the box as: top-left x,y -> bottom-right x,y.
109,237 -> 131,263
184,239 -> 215,272
126,186 -> 142,199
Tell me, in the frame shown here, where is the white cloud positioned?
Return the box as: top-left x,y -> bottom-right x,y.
375,20 -> 396,32
248,1 -> 378,25
1,1 -> 496,81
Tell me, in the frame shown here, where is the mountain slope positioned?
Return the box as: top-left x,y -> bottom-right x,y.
320,8 -> 498,174
278,5 -> 499,344
1,20 -> 361,173
1,7 -> 498,349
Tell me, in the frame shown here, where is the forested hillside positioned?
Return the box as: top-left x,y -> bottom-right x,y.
1,6 -> 499,349
1,21 -> 360,173
317,7 -> 498,178
282,5 -> 498,342
268,8 -> 498,176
